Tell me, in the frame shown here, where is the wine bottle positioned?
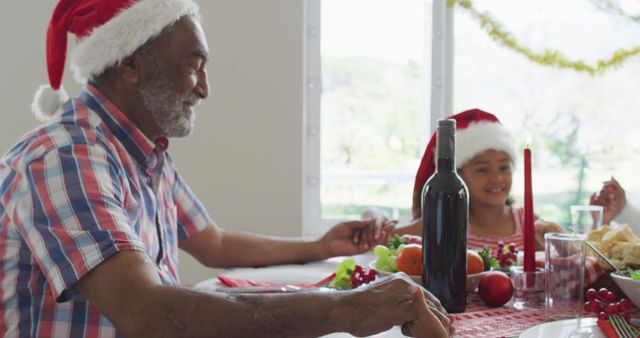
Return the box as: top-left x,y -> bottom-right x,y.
421,119 -> 469,313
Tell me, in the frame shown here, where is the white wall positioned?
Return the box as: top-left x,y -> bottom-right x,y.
0,1 -> 305,286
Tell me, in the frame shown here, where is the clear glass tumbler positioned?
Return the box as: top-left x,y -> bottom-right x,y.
566,205 -> 602,337
569,205 -> 604,234
545,232 -> 586,322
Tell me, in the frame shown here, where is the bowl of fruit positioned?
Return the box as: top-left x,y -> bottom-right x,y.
370,235 -> 501,292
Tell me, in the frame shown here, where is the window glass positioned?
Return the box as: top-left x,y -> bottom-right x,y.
320,0 -> 433,220
454,0 -> 640,225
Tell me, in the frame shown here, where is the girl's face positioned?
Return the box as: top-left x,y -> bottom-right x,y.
459,149 -> 513,208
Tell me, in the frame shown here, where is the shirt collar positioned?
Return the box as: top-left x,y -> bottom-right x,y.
79,85 -> 167,173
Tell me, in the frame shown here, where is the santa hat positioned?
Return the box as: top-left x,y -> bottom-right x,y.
32,0 -> 200,121
411,108 -> 518,218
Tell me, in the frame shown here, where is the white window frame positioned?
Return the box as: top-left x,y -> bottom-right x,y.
303,0 -> 454,237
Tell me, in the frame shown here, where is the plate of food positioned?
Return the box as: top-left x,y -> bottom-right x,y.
586,224 -> 640,306
369,259 -> 489,292
369,235 -> 498,292
611,271 -> 640,308
587,224 -> 640,271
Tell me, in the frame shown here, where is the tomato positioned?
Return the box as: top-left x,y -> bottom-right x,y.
467,250 -> 485,275
396,244 -> 422,276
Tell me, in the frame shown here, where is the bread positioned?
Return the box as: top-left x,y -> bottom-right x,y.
587,225 -> 611,243
586,224 -> 640,270
610,242 -> 640,267
600,224 -> 639,255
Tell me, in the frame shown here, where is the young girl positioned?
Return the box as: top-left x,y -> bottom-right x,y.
394,109 -> 560,251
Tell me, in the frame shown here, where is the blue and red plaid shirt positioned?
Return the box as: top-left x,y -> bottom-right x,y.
0,85 -> 211,337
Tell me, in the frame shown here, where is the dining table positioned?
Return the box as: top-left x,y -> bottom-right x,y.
194,253 -> 614,338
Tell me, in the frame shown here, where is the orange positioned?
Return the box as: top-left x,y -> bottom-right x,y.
467,250 -> 485,275
396,244 -> 423,276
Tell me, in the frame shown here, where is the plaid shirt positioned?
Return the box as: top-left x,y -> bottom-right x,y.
0,86 -> 211,337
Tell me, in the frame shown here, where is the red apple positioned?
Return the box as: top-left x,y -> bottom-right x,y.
477,271 -> 514,307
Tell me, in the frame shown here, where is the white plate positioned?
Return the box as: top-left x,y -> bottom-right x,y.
195,264 -> 334,289
369,260 -> 421,283
519,318 -> 603,338
368,260 -> 488,292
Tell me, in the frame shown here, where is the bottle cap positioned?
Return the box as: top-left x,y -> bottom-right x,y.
437,119 -> 456,135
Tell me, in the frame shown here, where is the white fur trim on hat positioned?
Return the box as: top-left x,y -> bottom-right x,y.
70,0 -> 200,84
31,85 -> 69,121
455,121 -> 518,168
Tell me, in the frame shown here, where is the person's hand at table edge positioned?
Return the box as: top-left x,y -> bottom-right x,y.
341,273 -> 452,337
401,287 -> 453,338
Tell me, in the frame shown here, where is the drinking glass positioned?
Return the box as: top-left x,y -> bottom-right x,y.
569,205 -> 604,234
545,232 -> 585,322
568,205 -> 603,337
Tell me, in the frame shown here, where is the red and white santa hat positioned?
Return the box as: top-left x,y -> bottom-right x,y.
411,108 -> 518,218
32,0 -> 200,121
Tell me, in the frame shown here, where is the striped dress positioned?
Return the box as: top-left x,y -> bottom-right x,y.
466,207 -> 603,285
467,207 -> 525,253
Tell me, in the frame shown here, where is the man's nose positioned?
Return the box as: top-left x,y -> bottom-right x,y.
196,69 -> 209,99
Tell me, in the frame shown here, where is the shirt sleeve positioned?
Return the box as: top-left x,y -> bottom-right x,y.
169,162 -> 212,239
13,144 -> 148,302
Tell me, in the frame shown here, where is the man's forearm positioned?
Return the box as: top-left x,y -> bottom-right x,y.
210,230 -> 329,267
123,285 -> 350,338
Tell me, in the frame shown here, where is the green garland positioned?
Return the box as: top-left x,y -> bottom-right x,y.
450,0 -> 640,75
589,0 -> 640,23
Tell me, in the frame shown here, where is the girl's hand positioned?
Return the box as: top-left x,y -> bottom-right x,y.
534,219 -> 564,251
361,208 -> 398,244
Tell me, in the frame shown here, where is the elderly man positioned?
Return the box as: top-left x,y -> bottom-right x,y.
0,0 -> 453,337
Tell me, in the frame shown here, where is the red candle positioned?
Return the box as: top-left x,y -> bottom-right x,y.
523,147 -> 535,273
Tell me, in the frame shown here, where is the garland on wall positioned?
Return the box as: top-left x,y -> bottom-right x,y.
449,0 -> 640,75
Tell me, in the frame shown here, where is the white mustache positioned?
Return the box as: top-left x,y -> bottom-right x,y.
184,95 -> 202,107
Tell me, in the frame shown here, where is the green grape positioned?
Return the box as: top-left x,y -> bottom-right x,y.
375,259 -> 390,271
374,245 -> 389,259
389,256 -> 398,272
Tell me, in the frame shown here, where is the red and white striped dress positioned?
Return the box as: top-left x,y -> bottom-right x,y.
467,207 -> 525,253
467,207 -> 603,285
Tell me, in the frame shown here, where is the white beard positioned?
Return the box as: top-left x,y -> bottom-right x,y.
138,70 -> 199,137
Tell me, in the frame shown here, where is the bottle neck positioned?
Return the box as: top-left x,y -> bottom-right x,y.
435,132 -> 455,173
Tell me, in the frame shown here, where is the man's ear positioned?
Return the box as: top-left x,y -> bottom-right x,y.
116,53 -> 146,84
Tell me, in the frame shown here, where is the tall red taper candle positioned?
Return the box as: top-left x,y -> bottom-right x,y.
523,147 -> 535,273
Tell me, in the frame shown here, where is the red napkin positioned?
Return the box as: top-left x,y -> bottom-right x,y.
217,273 -> 336,288
597,318 -> 618,338
597,318 -> 640,338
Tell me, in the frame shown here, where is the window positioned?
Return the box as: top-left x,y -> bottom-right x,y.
306,0 -> 640,235
453,0 -> 640,225
305,0 -> 434,235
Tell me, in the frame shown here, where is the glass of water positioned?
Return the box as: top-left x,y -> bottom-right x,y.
568,205 -> 603,338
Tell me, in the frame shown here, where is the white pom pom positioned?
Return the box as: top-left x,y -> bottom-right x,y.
31,85 -> 69,121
